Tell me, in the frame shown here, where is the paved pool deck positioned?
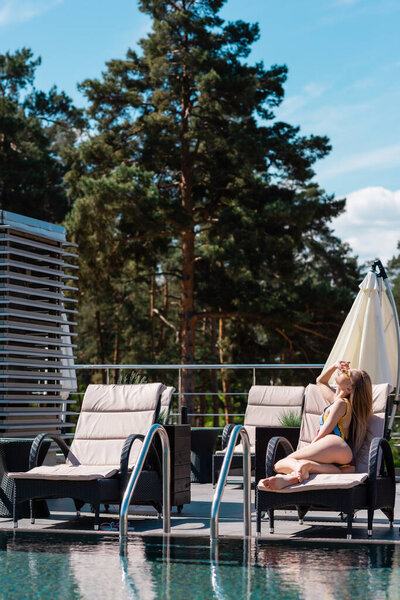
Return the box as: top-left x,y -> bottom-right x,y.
1,479 -> 400,544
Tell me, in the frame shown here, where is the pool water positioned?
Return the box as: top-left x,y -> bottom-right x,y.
0,532 -> 398,600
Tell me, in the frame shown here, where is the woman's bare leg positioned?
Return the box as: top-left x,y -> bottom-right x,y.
296,459 -> 351,477
259,435 -> 353,491
259,458 -> 341,490
259,472 -> 301,491
273,456 -> 342,478
259,458 -> 352,490
289,435 -> 353,465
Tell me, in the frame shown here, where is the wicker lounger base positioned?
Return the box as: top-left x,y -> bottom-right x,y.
256,477 -> 395,538
13,470 -> 162,529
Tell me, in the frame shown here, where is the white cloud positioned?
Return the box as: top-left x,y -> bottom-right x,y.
351,76 -> 377,90
332,0 -> 362,6
331,187 -> 400,263
0,0 -> 63,26
278,82 -> 330,120
318,144 -> 400,180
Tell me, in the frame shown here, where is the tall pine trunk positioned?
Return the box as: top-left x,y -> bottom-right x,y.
95,309 -> 107,384
218,316 -> 232,425
150,275 -> 155,360
210,319 -> 219,427
180,36 -> 196,413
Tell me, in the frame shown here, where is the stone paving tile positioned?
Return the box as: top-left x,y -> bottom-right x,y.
1,481 -> 400,543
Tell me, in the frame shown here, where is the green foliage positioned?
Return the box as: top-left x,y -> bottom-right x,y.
279,410 -> 302,428
117,370 -> 148,384
0,48 -> 84,221
387,252 -> 400,312
156,410 -> 169,425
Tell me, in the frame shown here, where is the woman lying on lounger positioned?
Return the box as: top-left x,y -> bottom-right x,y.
260,360 -> 373,491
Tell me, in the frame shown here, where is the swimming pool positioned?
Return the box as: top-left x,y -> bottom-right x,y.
0,532 -> 398,599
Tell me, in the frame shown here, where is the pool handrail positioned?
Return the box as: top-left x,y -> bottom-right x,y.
210,424 -> 251,539
119,423 -> 171,553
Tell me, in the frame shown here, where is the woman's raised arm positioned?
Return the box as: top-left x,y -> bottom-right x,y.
316,360 -> 349,403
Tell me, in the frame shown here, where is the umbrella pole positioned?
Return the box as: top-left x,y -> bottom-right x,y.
372,260 -> 400,437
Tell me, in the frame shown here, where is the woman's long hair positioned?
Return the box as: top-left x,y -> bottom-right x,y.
348,370 -> 373,453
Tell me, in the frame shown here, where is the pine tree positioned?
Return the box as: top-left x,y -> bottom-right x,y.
67,0 -> 360,408
0,48 -> 83,221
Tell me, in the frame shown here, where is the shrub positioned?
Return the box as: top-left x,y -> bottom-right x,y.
279,410 -> 302,428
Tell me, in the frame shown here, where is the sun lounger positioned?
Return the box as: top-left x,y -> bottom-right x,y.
9,383 -> 165,529
212,385 -> 305,485
256,383 -> 395,538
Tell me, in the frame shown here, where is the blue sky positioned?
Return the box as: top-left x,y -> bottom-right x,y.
1,0 -> 399,263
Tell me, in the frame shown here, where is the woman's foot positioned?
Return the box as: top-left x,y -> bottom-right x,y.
259,473 -> 300,491
295,460 -> 312,482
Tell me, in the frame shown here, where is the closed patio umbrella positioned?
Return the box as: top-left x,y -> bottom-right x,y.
324,260 -> 400,434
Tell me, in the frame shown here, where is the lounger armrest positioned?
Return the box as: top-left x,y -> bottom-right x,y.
368,437 -> 395,481
265,436 -> 294,477
119,434 -> 161,487
120,434 -> 144,485
29,433 -> 70,470
221,424 -> 235,450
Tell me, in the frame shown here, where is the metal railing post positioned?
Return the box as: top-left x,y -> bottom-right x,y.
178,368 -> 182,423
210,425 -> 251,539
119,424 -> 170,554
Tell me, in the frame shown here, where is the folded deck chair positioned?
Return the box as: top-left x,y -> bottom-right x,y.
9,383 -> 164,530
256,383 -> 395,539
212,385 -> 305,485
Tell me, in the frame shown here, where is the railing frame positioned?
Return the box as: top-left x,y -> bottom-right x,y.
74,363 -> 324,418
210,424 -> 251,539
119,423 -> 170,554
69,363 -> 400,437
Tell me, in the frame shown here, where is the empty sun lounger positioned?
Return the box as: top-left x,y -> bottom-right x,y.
212,385 -> 305,485
9,383 -> 166,529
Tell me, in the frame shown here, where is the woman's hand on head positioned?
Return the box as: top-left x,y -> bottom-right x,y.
335,360 -> 350,371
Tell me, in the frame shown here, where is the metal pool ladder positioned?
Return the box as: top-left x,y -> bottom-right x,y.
119,423 -> 171,554
210,424 -> 252,539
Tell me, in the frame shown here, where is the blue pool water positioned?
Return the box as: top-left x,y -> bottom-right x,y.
0,532 -> 398,599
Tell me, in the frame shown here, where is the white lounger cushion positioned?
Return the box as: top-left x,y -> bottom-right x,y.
9,383 -> 163,481
215,445 -> 255,456
354,382 -> 391,472
70,383 -> 162,468
160,385 -> 175,411
10,464 -> 119,481
216,385 -> 305,455
257,473 -> 368,493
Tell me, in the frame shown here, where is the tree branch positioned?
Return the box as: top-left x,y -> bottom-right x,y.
152,308 -> 179,343
275,327 -> 294,353
293,323 -> 331,340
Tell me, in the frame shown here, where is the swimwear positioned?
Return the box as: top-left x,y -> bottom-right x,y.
334,460 -> 355,469
319,399 -> 354,469
319,398 -> 350,441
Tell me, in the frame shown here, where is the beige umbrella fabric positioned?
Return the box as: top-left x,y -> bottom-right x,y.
324,270 -> 398,386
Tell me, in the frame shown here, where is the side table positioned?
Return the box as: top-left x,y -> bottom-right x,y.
191,427 -> 222,483
0,438 -> 51,519
164,425 -> 191,509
